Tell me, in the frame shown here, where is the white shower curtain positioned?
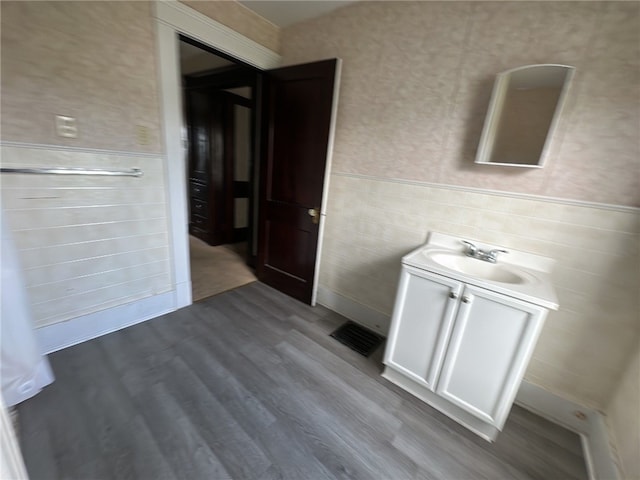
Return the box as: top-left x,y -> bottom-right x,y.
0,393 -> 28,479
1,208 -> 54,407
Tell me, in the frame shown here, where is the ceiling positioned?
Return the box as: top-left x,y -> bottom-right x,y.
238,1 -> 356,28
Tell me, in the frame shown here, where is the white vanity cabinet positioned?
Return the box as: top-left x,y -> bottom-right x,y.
384,266 -> 462,391
383,265 -> 548,441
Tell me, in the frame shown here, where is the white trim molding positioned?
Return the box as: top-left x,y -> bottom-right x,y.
155,19 -> 192,310
317,286 -> 390,335
516,382 -> 620,480
36,291 -> 176,354
153,0 -> 282,310
153,1 -> 281,69
332,172 -> 640,214
0,141 -> 162,158
311,59 -> 342,306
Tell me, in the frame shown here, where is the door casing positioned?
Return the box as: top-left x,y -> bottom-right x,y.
154,2 -> 338,308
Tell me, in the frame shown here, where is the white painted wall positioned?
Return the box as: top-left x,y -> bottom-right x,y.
0,145 -> 172,328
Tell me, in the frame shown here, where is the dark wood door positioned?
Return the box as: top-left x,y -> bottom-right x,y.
257,59 -> 339,304
186,89 -> 231,246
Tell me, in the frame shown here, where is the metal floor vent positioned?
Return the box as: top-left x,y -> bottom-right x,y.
330,321 -> 384,357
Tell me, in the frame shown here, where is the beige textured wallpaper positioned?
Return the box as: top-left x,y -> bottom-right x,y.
180,0 -> 280,52
281,3 -> 639,472
0,1 -> 162,153
281,1 -> 640,207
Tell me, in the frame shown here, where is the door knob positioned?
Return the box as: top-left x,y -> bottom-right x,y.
462,296 -> 472,304
449,292 -> 458,299
308,207 -> 320,225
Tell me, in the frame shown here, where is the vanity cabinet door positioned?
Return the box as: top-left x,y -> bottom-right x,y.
384,266 -> 462,390
435,285 -> 547,428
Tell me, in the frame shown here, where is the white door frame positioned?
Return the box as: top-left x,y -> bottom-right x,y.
153,1 -> 281,308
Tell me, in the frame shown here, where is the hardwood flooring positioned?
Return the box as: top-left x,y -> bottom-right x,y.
18,282 -> 588,480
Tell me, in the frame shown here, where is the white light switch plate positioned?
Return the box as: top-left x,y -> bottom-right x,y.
136,125 -> 150,146
55,115 -> 78,138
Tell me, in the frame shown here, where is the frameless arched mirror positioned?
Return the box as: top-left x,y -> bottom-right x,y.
475,64 -> 575,168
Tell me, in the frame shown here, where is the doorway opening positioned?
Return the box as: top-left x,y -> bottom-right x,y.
178,36 -> 258,302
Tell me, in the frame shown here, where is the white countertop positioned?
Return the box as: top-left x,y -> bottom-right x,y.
402,232 -> 559,310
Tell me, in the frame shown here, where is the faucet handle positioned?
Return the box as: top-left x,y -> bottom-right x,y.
461,240 -> 477,255
487,249 -> 508,262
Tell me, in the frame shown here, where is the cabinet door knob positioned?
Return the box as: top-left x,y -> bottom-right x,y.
449,292 -> 458,299
462,295 -> 471,304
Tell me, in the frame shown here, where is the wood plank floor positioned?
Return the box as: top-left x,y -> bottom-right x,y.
18,282 -> 588,480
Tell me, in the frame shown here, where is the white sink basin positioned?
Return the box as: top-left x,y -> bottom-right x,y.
401,233 -> 558,309
424,251 -> 531,285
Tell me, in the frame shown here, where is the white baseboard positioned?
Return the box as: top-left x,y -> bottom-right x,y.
174,280 -> 193,309
316,286 -> 390,335
516,382 -> 620,480
35,290 -> 178,354
317,285 -> 620,480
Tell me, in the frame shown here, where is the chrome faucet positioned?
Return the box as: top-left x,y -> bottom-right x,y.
461,240 -> 478,257
462,241 -> 508,264
484,248 -> 508,263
